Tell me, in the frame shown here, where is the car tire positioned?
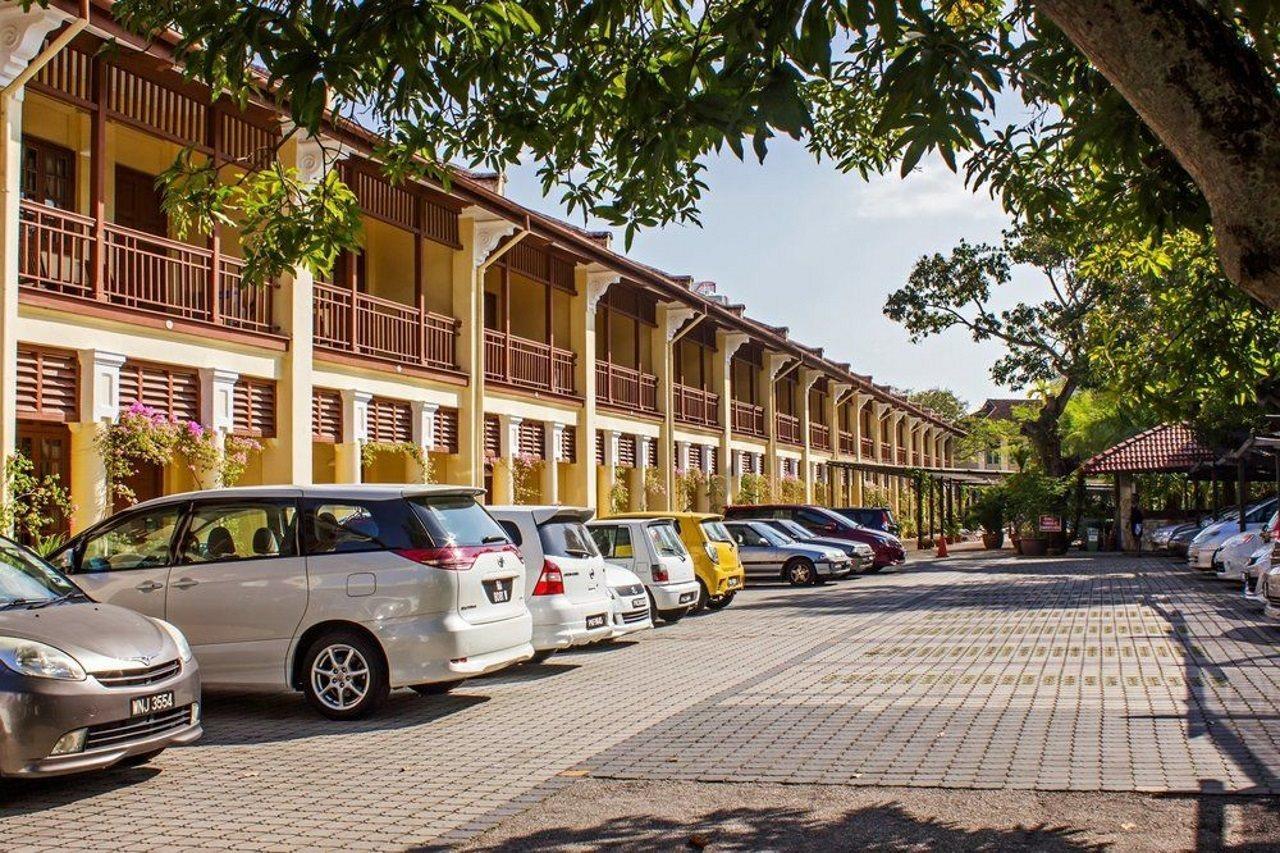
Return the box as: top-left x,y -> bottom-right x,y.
657,607 -> 688,623
784,558 -> 816,586
302,629 -> 389,720
528,649 -> 556,664
695,579 -> 712,611
864,564 -> 884,574
410,680 -> 465,696
706,589 -> 736,611
116,749 -> 164,769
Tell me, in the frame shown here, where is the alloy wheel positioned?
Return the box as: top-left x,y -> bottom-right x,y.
310,644 -> 371,712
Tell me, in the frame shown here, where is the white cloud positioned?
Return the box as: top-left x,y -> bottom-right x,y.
852,159 -> 1005,221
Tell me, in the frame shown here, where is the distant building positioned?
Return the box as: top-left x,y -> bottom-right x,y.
968,398 -> 1028,472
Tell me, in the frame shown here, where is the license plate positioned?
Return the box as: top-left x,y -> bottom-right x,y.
130,691 -> 174,717
727,577 -> 740,588
632,597 -> 646,609
679,592 -> 696,604
585,614 -> 607,629
484,578 -> 512,604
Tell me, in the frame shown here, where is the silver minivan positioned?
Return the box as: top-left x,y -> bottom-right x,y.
587,518 -> 700,623
54,485 -> 534,719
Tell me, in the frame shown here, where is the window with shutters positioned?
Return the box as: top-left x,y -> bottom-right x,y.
484,415 -> 500,460
232,377 -> 277,438
518,421 -> 545,460
560,425 -> 577,464
17,346 -> 78,422
595,430 -> 604,466
21,136 -> 75,210
688,445 -> 703,471
432,407 -> 459,454
647,438 -> 658,469
368,397 -> 412,443
312,389 -> 343,442
119,361 -> 199,422
617,434 -> 636,468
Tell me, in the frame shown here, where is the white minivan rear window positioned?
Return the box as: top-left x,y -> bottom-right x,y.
539,521 -> 600,558
409,495 -> 509,548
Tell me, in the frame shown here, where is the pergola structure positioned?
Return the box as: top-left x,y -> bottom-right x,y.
827,459 -> 1006,549
1080,423 -> 1217,550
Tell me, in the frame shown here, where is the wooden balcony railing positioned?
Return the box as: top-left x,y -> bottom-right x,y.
18,201 -> 275,334
879,441 -> 891,460
896,448 -> 907,464
596,362 -> 658,413
485,330 -> 576,395
861,436 -> 874,457
776,412 -> 801,445
731,400 -> 765,437
810,422 -> 831,450
314,282 -> 459,371
838,430 -> 855,455
673,383 -> 719,427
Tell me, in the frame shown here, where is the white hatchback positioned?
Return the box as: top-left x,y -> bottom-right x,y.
604,563 -> 654,638
489,506 -> 614,662
588,518 -> 700,623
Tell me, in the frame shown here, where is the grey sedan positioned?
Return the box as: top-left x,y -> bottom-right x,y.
723,520 -> 852,586
756,518 -> 874,574
0,537 -> 202,778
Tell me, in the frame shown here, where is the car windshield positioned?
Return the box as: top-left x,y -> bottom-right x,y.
700,520 -> 733,543
409,495 -> 508,547
539,519 -> 600,558
646,522 -> 687,557
776,519 -> 811,539
0,538 -> 78,606
756,525 -> 791,546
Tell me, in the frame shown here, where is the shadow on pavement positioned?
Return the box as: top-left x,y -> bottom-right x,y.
446,801 -> 1101,852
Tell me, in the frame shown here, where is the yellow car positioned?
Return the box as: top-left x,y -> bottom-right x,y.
607,512 -> 745,610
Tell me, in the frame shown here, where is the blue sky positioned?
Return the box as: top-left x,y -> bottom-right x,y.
503,137 -> 1031,411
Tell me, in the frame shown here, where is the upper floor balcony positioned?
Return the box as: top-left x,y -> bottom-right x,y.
596,361 -> 658,414
673,383 -> 719,428
485,329 -> 576,396
776,412 -> 801,446
897,447 -> 908,464
731,400 -> 766,437
314,281 -> 459,372
838,431 -> 856,455
18,200 -> 276,336
861,436 -> 874,457
810,422 -> 831,451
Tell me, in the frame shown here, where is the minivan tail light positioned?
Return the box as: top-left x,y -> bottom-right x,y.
533,560 -> 565,596
395,543 -> 518,571
652,564 -> 669,582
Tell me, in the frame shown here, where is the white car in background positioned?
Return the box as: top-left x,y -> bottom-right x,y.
1242,542 -> 1274,603
1188,498 -> 1277,570
1260,562 -> 1280,619
489,506 -> 615,663
603,563 -> 653,638
588,517 -> 701,623
1213,515 -> 1275,581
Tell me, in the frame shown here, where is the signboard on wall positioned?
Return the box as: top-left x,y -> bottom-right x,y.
1039,515 -> 1062,533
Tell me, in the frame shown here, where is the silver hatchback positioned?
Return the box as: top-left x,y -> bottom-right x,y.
0,537 -> 201,778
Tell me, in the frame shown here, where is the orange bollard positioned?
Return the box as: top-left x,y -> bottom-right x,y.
936,535 -> 949,558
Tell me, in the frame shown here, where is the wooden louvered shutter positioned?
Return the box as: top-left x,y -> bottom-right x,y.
617,435 -> 636,468
595,430 -> 604,466
706,446 -> 718,474
368,397 -> 412,443
17,346 -> 78,422
433,407 -> 459,453
484,415 -> 500,459
233,377 -> 276,438
688,444 -> 703,471
120,361 -> 199,422
559,425 -> 576,463
518,421 -> 545,460
312,389 -> 342,442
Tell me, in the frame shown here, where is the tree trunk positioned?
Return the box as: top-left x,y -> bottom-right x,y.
1037,0 -> 1280,308
1019,376 -> 1078,476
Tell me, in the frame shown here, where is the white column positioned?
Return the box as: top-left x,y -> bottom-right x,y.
596,428 -> 621,516
493,413 -> 523,504
336,390 -> 371,484
543,420 -> 566,504
69,350 -> 125,531
196,367 -> 239,489
411,400 -> 440,484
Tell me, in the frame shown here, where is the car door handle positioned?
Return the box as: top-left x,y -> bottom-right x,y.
170,578 -> 199,590
135,580 -> 164,592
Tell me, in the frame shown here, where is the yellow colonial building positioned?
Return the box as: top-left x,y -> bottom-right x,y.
0,0 -> 964,537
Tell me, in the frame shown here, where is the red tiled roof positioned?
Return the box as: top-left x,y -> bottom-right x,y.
1080,423 -> 1215,474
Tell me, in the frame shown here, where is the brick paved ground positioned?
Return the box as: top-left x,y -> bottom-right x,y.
2,552 -> 1278,850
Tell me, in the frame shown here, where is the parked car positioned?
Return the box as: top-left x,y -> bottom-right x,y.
1260,561 -> 1280,620
755,517 -> 874,574
724,503 -> 906,569
0,536 -> 202,777
723,520 -> 852,585
1242,540 -> 1274,603
1168,517 -> 1214,557
1213,512 -> 1277,582
489,506 -> 614,662
1187,498 -> 1277,571
588,517 -> 700,623
52,485 -> 534,720
603,563 -> 654,638
830,506 -> 900,536
608,512 -> 745,610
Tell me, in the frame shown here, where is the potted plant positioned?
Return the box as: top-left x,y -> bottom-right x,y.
967,487 -> 1007,549
1003,470 -> 1067,558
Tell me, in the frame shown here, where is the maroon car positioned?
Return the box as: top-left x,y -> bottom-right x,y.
723,504 -> 907,569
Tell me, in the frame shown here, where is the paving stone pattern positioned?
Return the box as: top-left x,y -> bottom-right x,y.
1,554 -> 1277,849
